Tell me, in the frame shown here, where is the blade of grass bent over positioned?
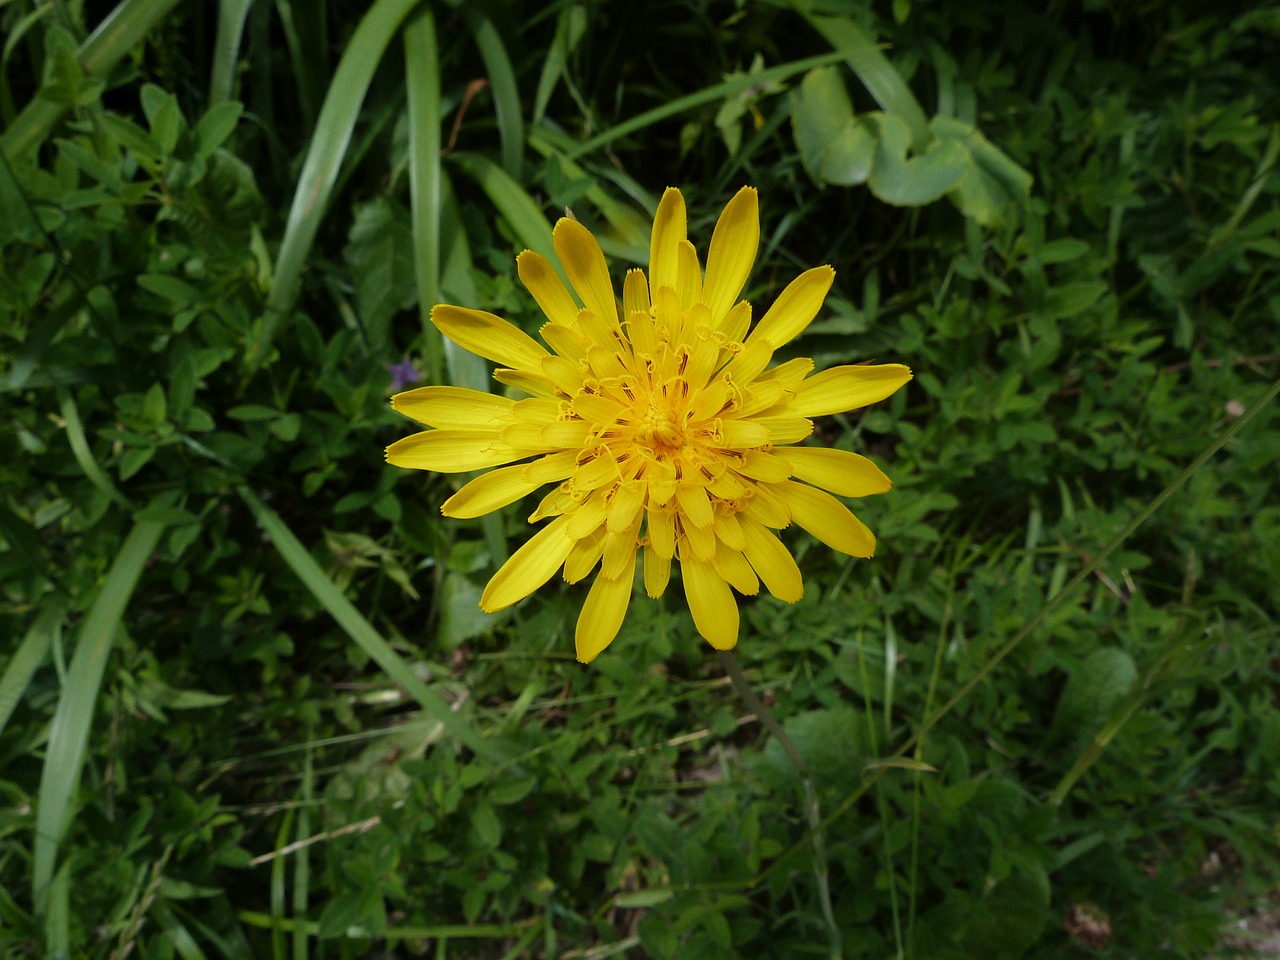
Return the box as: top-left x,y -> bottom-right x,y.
246,0 -> 422,371
1,0 -> 184,160
32,517 -> 167,908
238,486 -> 504,761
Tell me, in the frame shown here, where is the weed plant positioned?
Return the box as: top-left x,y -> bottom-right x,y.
1,1 -> 1278,958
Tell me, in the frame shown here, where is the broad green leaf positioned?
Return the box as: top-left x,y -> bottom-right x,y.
1052,647 -> 1138,740
1041,280 -> 1108,320
868,113 -> 970,207
343,196 -> 417,352
194,101 -> 243,158
790,67 -> 876,186
932,116 -> 1033,224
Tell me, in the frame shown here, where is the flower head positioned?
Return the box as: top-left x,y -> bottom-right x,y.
387,187 -> 911,662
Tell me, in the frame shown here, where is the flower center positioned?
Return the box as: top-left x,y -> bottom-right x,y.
634,404 -> 683,450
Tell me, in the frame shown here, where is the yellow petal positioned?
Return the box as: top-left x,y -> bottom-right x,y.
681,558 -> 739,650
723,337 -> 772,385
540,322 -> 588,362
756,415 -> 814,445
717,300 -> 752,342
649,187 -> 687,295
739,514 -> 804,602
719,419 -> 771,448
701,186 -> 758,325
517,250 -> 579,326
738,450 -> 791,483
779,480 -> 876,558
494,368 -> 559,399
712,543 -> 759,595
480,515 -> 575,611
714,509 -> 745,550
553,217 -> 618,326
624,268 -> 651,316
755,357 -> 814,389
743,483 -> 791,528
676,239 -> 702,309
607,482 -> 646,532
432,305 -> 549,372
442,464 -> 545,518
785,364 -> 913,417
541,355 -> 586,395
390,386 -> 515,428
601,522 -> 641,579
386,430 -> 527,473
643,545 -> 671,598
775,447 -> 892,498
683,518 -> 717,561
563,532 -> 604,584
745,266 -> 835,351
521,450 -> 579,484
575,556 -> 636,663
675,482 -> 714,528
647,506 -> 676,558
735,380 -> 788,417
512,398 -> 562,423
567,493 -> 609,539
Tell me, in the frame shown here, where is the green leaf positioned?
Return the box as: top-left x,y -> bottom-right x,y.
1040,280 -> 1107,320
343,196 -> 417,351
868,113 -> 970,206
0,603 -> 67,738
932,115 -> 1033,224
194,101 -> 243,158
137,273 -> 201,303
790,67 -> 876,186
227,404 -> 280,421
962,868 -> 1051,956
1052,647 -> 1138,740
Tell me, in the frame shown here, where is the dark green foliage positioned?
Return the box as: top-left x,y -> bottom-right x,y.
2,0 -> 1278,958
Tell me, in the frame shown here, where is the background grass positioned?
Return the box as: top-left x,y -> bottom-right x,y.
2,1 -> 1279,957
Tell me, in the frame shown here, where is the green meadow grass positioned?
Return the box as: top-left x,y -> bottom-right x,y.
1,1 -> 1278,957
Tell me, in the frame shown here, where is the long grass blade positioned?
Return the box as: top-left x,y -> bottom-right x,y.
0,601 -> 67,738
238,486 -> 504,761
1,0 -> 184,160
246,0 -> 422,370
461,6 -> 523,178
404,6 -> 445,384
209,0 -> 255,106
32,517 -> 167,907
532,4 -> 587,122
448,151 -> 561,280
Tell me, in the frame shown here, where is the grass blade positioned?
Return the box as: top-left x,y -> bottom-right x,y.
0,601 -> 67,738
1,0 -> 184,160
448,151 -> 561,280
246,0 -> 422,370
238,486 -> 505,761
33,516 -> 167,907
461,6 -> 523,178
560,51 -> 843,160
209,0 -> 254,106
58,387 -> 133,510
403,6 -> 445,384
532,4 -> 587,122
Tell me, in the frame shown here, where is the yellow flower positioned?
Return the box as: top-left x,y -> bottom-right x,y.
387,187 -> 911,662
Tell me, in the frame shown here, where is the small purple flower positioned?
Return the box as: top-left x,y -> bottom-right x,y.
386,357 -> 421,392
